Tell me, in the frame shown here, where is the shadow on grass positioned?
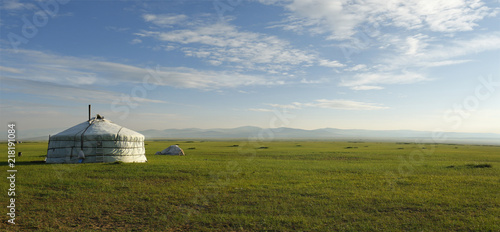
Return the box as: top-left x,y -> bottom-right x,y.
0,160 -> 46,166
107,161 -> 124,165
466,163 -> 492,168
446,163 -> 493,169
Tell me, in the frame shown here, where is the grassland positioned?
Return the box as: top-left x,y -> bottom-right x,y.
1,140 -> 499,231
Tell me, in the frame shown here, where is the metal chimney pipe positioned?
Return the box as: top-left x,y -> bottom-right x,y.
88,104 -> 91,121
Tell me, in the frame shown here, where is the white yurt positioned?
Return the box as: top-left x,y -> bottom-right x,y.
46,114 -> 147,163
155,145 -> 185,156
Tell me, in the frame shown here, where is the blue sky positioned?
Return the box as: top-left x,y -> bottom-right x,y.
0,0 -> 499,134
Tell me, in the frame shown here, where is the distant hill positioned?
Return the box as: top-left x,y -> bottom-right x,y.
20,126 -> 500,145
139,126 -> 500,145
16,127 -> 65,142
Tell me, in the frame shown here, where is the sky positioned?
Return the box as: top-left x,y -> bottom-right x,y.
0,0 -> 499,135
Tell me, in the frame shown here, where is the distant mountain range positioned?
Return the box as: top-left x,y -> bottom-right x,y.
21,126 -> 500,145
140,126 -> 500,145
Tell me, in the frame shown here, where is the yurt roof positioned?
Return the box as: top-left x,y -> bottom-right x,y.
50,116 -> 144,141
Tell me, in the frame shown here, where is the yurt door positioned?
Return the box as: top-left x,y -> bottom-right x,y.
67,147 -> 74,163
95,140 -> 104,162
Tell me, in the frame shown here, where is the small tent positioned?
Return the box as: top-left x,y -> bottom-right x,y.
155,145 -> 185,156
46,115 -> 147,163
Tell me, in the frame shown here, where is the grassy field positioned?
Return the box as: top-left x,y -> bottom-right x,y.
1,140 -> 499,231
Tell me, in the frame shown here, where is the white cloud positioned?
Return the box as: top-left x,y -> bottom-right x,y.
142,14 -> 187,27
105,26 -> 130,32
139,22 -> 318,73
340,71 -> 428,90
300,78 -> 329,84
266,103 -> 302,109
273,0 -> 495,40
304,99 -> 388,110
413,0 -> 493,32
254,99 -> 388,111
139,15 -> 344,73
0,48 -> 285,90
405,37 -> 420,55
0,76 -> 165,105
281,3 -> 498,91
248,108 -> 274,112
344,64 -> 367,72
398,33 -> 430,56
0,65 -> 23,74
318,59 -> 345,68
376,32 -> 500,71
1,0 -> 35,10
130,38 -> 142,44
351,85 -> 384,91
285,0 -> 361,40
340,32 -> 500,90
418,32 -> 500,61
424,60 -> 473,67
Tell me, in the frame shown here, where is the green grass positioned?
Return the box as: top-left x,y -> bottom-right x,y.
1,141 -> 499,231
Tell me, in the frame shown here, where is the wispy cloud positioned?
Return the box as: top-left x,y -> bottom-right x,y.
350,85 -> 384,91
304,99 -> 388,110
105,26 -> 130,32
0,65 -> 23,74
378,32 -> 500,69
137,15 -> 344,74
0,48 -> 286,90
142,14 -> 188,27
130,38 -> 142,44
255,1 -> 499,91
300,78 -> 329,84
0,76 -> 165,105
318,59 -> 345,68
416,32 -> 500,61
137,22 -> 316,73
340,71 -> 428,90
1,0 -> 35,10
340,31 -> 500,90
248,108 -> 274,112
266,103 -> 302,110
255,99 -> 388,111
274,0 -> 496,40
